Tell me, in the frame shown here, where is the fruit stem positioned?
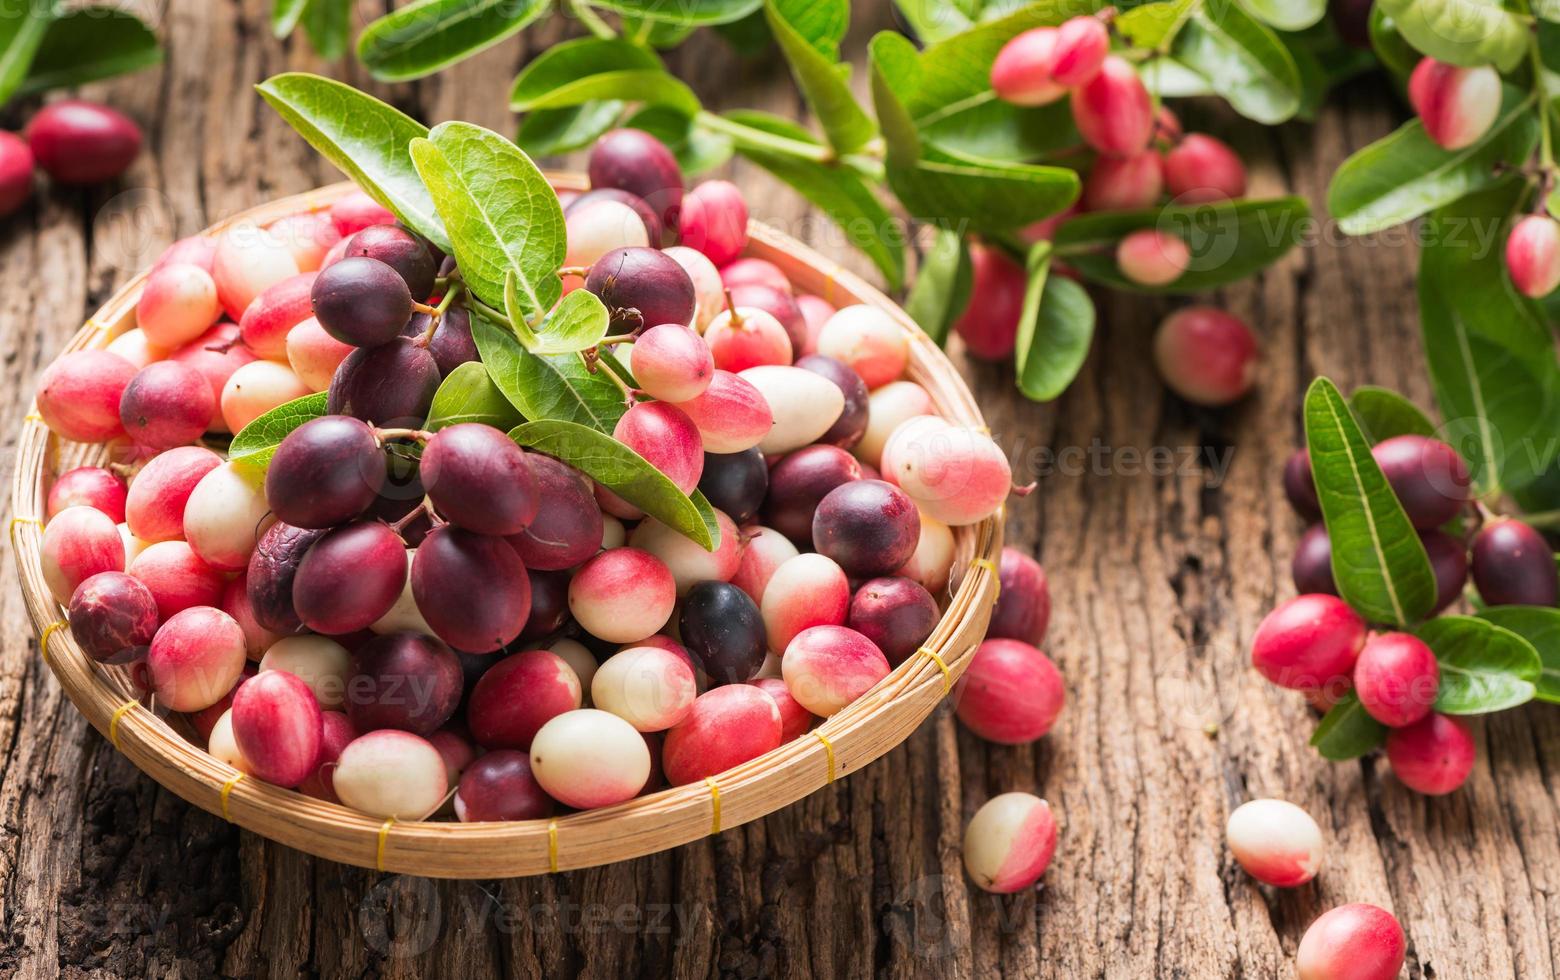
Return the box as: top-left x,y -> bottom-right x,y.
580,348 -> 636,405
558,265 -> 591,279
1521,508 -> 1560,530
374,427 -> 432,444
417,285 -> 464,346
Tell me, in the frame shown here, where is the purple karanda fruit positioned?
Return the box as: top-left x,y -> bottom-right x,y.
291,522 -> 406,635
505,454 -> 603,571
1386,712 -> 1475,795
183,462 -> 275,573
1370,434 -> 1472,529
1295,904 -> 1406,980
761,552 -> 850,654
672,369 -> 774,454
404,305 -> 478,378
146,605 -> 248,712
569,547 -> 676,644
697,448 -> 768,525
1225,798 -> 1325,888
1291,525 -> 1338,596
632,323 -> 714,402
68,571 -> 159,664
591,645 -> 699,732
455,750 -> 553,822
467,649 -> 583,750
332,730 -> 449,818
880,415 -> 1013,526
1408,57 -> 1500,151
763,444 -> 863,545
847,576 -> 940,667
220,361 -> 311,434
988,547 -> 1051,647
1421,528 -> 1469,614
236,271 -> 316,358
740,365 -> 844,454
118,360 -> 214,451
584,246 -> 697,331
41,505 -> 125,605
265,416 -> 387,529
412,525 -> 532,653
1353,632 -> 1440,729
815,305 -> 909,389
231,668 -> 323,788
680,580 -> 768,684
813,479 -> 921,578
130,540 -> 224,620
1163,134 -> 1248,204
1283,448 -> 1321,520
1472,518 -> 1559,607
587,129 -> 684,231
311,256 -> 413,348
1250,593 -> 1366,692
962,792 -> 1059,894
169,323 -> 256,431
1152,307 -> 1260,406
705,304 -> 792,372
953,244 -> 1025,361
1082,151 -> 1163,211
678,179 -> 748,266
420,423 -> 539,536
126,447 -> 221,541
990,28 -> 1065,106
259,635 -> 349,708
346,632 -> 462,735
327,337 -> 441,426
955,638 -> 1065,744
1071,56 -> 1154,157
1506,215 -> 1560,298
782,624 -> 891,717
530,708 -> 651,808
1117,229 -> 1190,286
344,224 -> 436,299
661,685 -> 782,785
138,264 -> 222,349
25,100 -> 140,185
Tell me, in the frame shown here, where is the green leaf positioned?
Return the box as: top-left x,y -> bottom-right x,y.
919,98 -> 1079,163
528,288 -> 611,355
764,0 -> 875,155
1349,386 -> 1436,443
1327,88 -> 1537,236
1310,691 -> 1388,760
1174,4 -> 1302,124
358,0 -> 548,82
16,8 -> 160,97
508,36 -> 700,116
620,13 -> 699,47
589,0 -> 762,25
891,0 -> 974,43
904,228 -> 972,347
425,362 -> 525,432
1117,0 -> 1198,49
300,0 -> 352,60
1421,616 -> 1540,714
1140,57 -> 1215,98
868,32 -> 923,162
228,393 -> 329,467
1419,181 -> 1560,493
0,4 -> 51,105
410,121 -> 565,315
1241,0 -> 1324,31
1304,377 -> 1437,626
257,73 -> 450,252
1479,606 -> 1560,703
273,0 -> 309,37
889,147 -> 1079,234
723,111 -> 906,288
510,419 -> 719,549
1052,197 -> 1310,293
627,106 -> 734,176
1377,0 -> 1527,70
517,102 -> 625,158
1369,8 -> 1420,82
471,311 -> 628,432
1014,248 -> 1095,402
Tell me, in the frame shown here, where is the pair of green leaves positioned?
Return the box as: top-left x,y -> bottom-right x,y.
0,5 -> 159,106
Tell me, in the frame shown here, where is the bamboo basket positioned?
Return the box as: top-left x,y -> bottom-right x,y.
10,178 -> 1003,877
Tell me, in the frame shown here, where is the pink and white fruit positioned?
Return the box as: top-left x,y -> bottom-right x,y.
673,370 -> 774,453
679,180 -> 748,267
330,191 -> 396,237
1152,307 -> 1260,406
1354,632 -> 1440,728
220,360 -> 310,434
1225,799 -> 1325,887
42,505 -> 124,604
663,245 -> 725,332
795,294 -> 835,355
1386,712 -> 1475,795
68,571 -> 160,664
569,547 -> 677,643
259,635 -> 350,709
105,328 -> 165,370
1506,214 -> 1560,298
119,360 -> 214,450
237,272 -> 317,359
146,605 -> 247,712
1117,229 -> 1190,286
749,676 -> 813,742
137,264 -> 221,348
370,551 -> 434,635
1050,15 -> 1109,87
1163,134 -> 1248,203
1083,152 -> 1163,211
1250,594 -> 1367,692
529,708 -> 651,808
1071,56 -> 1154,157
0,130 -> 31,217
169,323 -> 256,432
956,639 -> 1064,744
988,547 -> 1051,647
782,625 -> 891,717
48,466 -> 127,522
183,462 -> 275,572
856,381 -> 935,468
954,244 -> 1026,361
125,444 -> 222,542
720,257 -> 790,294
564,199 -> 650,287
881,416 -> 1012,526
990,28 -> 1065,106
628,511 -> 741,595
962,792 -> 1059,894
1408,57 -> 1500,151
815,305 -> 909,388
662,685 -> 782,785
592,645 -> 699,731
297,711 -> 357,803
207,709 -> 247,772
36,349 -> 137,442
231,669 -> 323,788
731,523 -> 801,604
896,511 -> 955,594
761,553 -> 850,653
705,306 -> 793,372
223,574 -> 280,658
154,235 -> 218,273
267,211 -> 340,272
129,540 -> 224,619
1295,903 -> 1406,980
632,324 -> 714,402
333,730 -> 449,819
286,316 -> 355,392
467,649 -> 583,749
612,401 -> 704,495
212,221 -> 302,321
455,750 -> 554,822
739,365 -> 844,454
550,638 -> 600,702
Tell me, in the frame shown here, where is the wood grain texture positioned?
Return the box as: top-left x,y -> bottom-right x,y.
0,1 -> 1551,977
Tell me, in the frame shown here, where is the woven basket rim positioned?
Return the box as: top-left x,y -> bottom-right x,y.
9,178 -> 1003,877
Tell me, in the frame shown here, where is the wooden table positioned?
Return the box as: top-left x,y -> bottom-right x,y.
1,3 -> 1549,977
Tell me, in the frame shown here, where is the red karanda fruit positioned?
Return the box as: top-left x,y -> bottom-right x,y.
530,708 -> 651,808
632,324 -> 714,402
25,100 -> 141,185
1250,594 -> 1366,692
1385,712 -> 1475,795
673,369 -> 774,454
455,750 -> 554,822
125,446 -> 221,542
731,524 -> 800,605
749,677 -> 814,742
231,669 -> 324,788
1117,229 -> 1190,286
990,28 -> 1066,107
1370,434 -> 1472,529
146,606 -> 248,712
129,540 -> 225,620
1408,57 -> 1500,151
954,243 -> 1025,361
41,505 -> 125,605
169,323 -> 256,432
1506,214 -> 1560,298
847,576 -> 940,667
68,571 -> 159,664
236,271 -> 316,358
662,685 -> 782,785
679,179 -> 748,267
291,522 -> 407,635
267,211 -> 341,272
329,191 -> 396,237
761,553 -> 850,654
795,294 -> 835,356
1082,152 -> 1163,212
880,415 -> 1013,526
719,256 -> 791,294
137,264 -> 222,349
1050,15 -> 1109,87
1152,306 -> 1260,406
955,639 -> 1064,744
587,129 -> 685,231
612,401 -> 704,495
962,793 -> 1059,894
782,625 -> 891,717
987,547 -> 1050,647
1353,632 -> 1439,728
1295,904 -> 1406,980
297,711 -> 357,803
705,305 -> 792,373
896,511 -> 956,594
1163,134 -> 1248,204
36,349 -> 137,443
0,131 -> 32,217
663,245 -> 725,332
1071,56 -> 1154,157
1225,798 -> 1325,888
467,649 -> 583,750
569,547 -> 677,644
120,360 -> 215,451
1472,518 -> 1560,607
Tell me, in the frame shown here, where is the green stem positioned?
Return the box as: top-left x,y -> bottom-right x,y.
1521,508 -> 1560,531
581,349 -> 636,402
567,0 -> 616,40
696,111 -> 834,162
1532,34 -> 1555,170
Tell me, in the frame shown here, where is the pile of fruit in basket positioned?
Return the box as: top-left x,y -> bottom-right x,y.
32,121 -> 1070,848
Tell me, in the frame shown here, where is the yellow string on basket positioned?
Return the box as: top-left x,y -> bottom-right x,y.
971,557 -> 1000,599
918,646 -> 952,694
219,773 -> 244,822
547,819 -> 559,873
376,818 -> 394,872
23,412 -> 42,424
705,777 -> 722,835
39,619 -> 67,665
108,699 -> 138,750
10,515 -> 41,540
812,730 -> 836,783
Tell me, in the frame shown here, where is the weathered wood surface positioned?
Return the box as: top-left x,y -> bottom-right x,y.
0,2 -> 1549,977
